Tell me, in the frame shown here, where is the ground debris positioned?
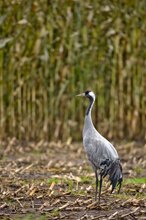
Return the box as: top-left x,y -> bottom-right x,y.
108,211 -> 119,219
121,207 -> 140,218
0,140 -> 146,219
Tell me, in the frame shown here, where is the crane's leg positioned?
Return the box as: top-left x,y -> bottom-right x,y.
118,182 -> 121,194
118,179 -> 122,193
98,174 -> 103,203
95,170 -> 98,201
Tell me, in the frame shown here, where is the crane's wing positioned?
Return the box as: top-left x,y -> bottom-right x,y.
83,137 -> 119,169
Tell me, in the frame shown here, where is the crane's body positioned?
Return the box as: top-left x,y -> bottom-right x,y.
77,90 -> 122,202
83,114 -> 118,168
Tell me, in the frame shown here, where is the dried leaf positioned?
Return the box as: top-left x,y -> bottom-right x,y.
0,37 -> 13,49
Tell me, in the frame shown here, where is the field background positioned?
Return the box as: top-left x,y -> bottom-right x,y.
0,1 -> 146,219
0,0 -> 146,142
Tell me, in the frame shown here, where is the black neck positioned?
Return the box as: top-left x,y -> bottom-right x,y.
86,97 -> 94,115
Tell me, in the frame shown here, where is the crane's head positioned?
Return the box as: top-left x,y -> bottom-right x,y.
76,90 -> 95,101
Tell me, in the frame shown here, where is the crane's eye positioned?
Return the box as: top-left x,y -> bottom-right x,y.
85,90 -> 91,95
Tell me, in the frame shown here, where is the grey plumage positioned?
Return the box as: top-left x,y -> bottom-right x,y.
77,90 -> 123,202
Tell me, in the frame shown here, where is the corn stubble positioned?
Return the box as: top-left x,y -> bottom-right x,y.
0,1 -> 145,141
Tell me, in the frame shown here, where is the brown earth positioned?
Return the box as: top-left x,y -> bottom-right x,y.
0,139 -> 146,220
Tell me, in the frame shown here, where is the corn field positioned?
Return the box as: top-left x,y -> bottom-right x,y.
0,0 -> 146,141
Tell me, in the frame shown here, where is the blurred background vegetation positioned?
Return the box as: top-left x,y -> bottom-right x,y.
0,0 -> 146,142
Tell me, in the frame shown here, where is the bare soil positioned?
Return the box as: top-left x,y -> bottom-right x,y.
0,139 -> 146,219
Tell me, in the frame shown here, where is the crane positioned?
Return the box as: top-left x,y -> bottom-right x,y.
77,90 -> 123,202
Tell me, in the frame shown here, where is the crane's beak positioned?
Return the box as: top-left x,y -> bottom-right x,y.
76,93 -> 85,97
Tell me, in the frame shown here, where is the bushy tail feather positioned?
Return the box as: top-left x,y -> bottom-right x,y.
108,159 -> 123,193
